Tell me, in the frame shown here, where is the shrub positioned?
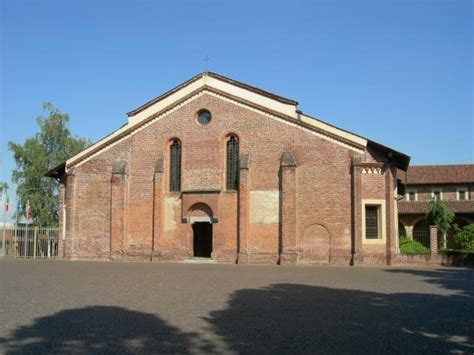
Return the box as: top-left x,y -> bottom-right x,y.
399,236 -> 430,254
453,224 -> 474,252
426,199 -> 454,234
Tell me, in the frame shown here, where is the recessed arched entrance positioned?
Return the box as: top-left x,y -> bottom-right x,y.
188,203 -> 214,258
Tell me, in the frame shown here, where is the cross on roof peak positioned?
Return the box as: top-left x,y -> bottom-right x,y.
203,55 -> 210,72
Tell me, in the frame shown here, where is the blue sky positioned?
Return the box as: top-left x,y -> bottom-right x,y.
0,0 -> 472,219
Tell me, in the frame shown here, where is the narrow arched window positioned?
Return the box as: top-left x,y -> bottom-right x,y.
226,135 -> 239,190
169,140 -> 181,192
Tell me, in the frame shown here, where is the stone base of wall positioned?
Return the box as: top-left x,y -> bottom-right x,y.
61,251 -> 473,267
152,249 -> 192,262
393,253 -> 474,267
212,251 -> 238,263
279,252 -> 298,265
296,258 -> 330,265
439,252 -> 474,267
393,254 -> 437,266
109,252 -> 153,262
359,253 -> 388,265
237,252 -> 279,264
67,255 -> 109,262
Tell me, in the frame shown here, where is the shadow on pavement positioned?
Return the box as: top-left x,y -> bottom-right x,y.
1,283 -> 472,354
386,268 -> 474,297
205,283 -> 473,354
0,306 -> 214,354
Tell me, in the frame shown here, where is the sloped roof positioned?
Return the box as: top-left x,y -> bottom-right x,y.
45,162 -> 66,178
398,200 -> 474,214
45,72 -> 410,175
402,165 -> 474,185
127,72 -> 298,117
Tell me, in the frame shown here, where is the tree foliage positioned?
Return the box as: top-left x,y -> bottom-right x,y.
8,103 -> 91,226
452,224 -> 474,252
0,182 -> 8,195
425,199 -> 455,234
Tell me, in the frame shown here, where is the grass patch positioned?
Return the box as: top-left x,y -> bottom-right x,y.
399,236 -> 430,254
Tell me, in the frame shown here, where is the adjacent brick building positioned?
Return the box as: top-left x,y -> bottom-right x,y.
398,165 -> 474,249
47,72 -> 410,265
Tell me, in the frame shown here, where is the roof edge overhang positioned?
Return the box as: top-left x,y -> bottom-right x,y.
57,72 -> 409,173
367,140 -> 411,171
127,71 -> 298,118
64,85 -> 371,169
44,162 -> 66,179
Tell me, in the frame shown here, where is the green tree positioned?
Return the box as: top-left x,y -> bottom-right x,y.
452,224 -> 474,252
0,182 -> 8,195
8,103 -> 91,226
426,199 -> 455,234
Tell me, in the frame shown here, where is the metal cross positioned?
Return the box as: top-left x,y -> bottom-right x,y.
203,55 -> 210,72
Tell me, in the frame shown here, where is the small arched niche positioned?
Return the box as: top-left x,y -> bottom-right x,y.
299,223 -> 331,264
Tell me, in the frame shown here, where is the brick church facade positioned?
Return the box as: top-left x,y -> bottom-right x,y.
47,72 -> 410,265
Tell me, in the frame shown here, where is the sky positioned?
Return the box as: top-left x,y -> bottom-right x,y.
0,0 -> 472,221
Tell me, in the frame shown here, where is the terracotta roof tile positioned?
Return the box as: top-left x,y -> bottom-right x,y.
399,165 -> 474,185
398,200 -> 474,214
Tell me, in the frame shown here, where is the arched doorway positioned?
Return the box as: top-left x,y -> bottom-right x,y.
188,203 -> 214,258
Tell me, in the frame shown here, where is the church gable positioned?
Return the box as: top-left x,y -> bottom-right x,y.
127,72 -> 299,122
63,72 -> 405,171
71,89 -> 363,192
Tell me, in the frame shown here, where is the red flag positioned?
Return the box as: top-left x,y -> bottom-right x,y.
26,201 -> 31,222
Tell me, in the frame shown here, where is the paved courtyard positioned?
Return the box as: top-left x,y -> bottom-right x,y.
0,259 -> 472,354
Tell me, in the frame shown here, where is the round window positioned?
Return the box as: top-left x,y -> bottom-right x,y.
198,110 -> 211,125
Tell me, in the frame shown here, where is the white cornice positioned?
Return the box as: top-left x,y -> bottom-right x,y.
67,80 -> 368,169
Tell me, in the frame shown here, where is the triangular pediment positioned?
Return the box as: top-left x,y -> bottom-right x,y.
62,72 -> 409,171
127,72 -> 299,123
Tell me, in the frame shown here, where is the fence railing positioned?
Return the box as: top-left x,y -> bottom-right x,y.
1,227 -> 59,258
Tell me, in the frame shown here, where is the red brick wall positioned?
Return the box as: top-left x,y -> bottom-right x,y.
60,92 -> 397,265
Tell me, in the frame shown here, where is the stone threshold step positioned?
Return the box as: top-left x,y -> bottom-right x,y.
181,257 -> 216,264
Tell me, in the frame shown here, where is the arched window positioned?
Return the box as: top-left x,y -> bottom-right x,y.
169,139 -> 181,192
226,135 -> 239,190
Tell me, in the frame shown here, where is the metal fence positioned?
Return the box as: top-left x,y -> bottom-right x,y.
1,227 -> 58,258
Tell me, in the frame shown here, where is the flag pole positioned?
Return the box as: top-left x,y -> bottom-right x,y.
2,190 -> 7,256
15,198 -> 20,257
25,201 -> 29,258
2,202 -> 6,256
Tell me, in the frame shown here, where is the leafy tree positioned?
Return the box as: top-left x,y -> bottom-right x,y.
0,182 -> 8,194
452,224 -> 474,252
426,199 -> 455,234
8,103 -> 91,226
